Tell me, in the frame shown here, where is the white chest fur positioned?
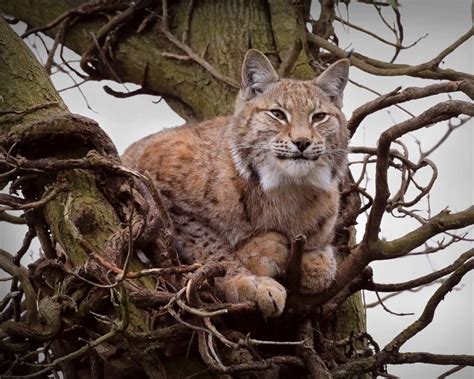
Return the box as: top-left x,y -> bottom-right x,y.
258,158 -> 335,192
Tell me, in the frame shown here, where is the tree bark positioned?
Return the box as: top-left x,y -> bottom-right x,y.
0,16 -> 194,377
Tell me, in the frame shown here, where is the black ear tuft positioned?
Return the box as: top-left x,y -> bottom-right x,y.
241,49 -> 279,99
314,59 -> 350,108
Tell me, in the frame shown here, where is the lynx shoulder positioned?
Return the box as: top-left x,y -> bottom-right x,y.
123,50 -> 350,317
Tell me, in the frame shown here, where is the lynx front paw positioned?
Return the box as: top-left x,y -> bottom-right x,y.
224,275 -> 287,318
300,246 -> 337,294
236,232 -> 290,278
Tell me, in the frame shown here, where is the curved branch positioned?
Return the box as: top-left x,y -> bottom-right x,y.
334,15 -> 427,51
332,261 -> 474,377
366,249 -> 473,291
348,81 -> 473,136
307,30 -> 474,81
363,100 -> 474,245
379,207 -> 474,259
0,249 -> 38,323
311,207 -> 474,313
383,260 -> 474,352
159,0 -> 239,89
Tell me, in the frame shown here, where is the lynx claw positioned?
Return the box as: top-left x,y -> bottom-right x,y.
224,275 -> 287,318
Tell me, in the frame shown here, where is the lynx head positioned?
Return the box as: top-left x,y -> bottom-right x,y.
231,49 -> 350,192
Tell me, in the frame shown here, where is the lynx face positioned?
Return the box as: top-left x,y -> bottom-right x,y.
231,51 -> 349,191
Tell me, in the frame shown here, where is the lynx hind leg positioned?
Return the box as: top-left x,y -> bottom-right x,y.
223,274 -> 286,318
235,232 -> 290,278
300,245 -> 337,294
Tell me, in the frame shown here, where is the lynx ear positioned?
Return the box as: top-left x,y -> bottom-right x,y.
241,49 -> 279,99
314,59 -> 350,108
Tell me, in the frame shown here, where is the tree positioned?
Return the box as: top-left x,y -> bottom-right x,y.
0,0 -> 473,377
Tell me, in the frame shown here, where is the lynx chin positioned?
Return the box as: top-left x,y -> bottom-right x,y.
123,50 -> 350,318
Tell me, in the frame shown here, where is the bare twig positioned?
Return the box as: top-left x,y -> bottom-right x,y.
363,100 -> 473,246
159,0 -> 239,89
307,31 -> 474,81
334,15 -> 427,51
438,365 -> 467,378
348,81 -> 472,136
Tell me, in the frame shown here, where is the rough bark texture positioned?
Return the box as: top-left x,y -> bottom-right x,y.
0,16 -> 181,376
2,0 -> 298,120
0,17 -> 66,125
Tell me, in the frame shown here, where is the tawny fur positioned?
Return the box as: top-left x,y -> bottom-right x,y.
123,50 -> 349,317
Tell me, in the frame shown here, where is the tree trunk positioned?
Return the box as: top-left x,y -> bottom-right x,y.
0,16 -> 205,377
1,0 -> 315,120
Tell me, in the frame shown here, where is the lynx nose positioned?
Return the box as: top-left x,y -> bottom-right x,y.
293,138 -> 311,152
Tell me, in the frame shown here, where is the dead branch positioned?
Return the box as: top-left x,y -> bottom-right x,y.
416,116 -> 471,161
80,1 -> 152,80
379,207 -> 474,259
284,234 -> 306,292
366,249 -> 473,292
307,29 -> 474,81
438,365 -> 467,378
21,2 -> 127,39
348,80 -> 416,118
0,184 -> 66,212
348,81 -> 473,136
364,280 -> 443,309
0,212 -> 25,224
363,100 -> 473,246
331,260 -> 474,376
334,15 -> 427,53
0,249 -> 38,323
93,253 -> 201,280
408,234 -> 465,256
384,260 -> 474,352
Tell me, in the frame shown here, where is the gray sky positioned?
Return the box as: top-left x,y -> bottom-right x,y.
1,1 -> 473,377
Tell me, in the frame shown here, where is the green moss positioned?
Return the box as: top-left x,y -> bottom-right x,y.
0,19 -> 154,338
0,18 -> 66,130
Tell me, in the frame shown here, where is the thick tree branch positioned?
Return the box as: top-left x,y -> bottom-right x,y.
0,0 -> 278,119
378,208 -> 474,259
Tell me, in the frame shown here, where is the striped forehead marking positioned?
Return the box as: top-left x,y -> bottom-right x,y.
271,81 -> 320,110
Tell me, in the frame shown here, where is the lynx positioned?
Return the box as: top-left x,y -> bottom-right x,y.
123,50 -> 350,318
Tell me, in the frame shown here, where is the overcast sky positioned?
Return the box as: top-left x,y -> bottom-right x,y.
1,1 -> 473,378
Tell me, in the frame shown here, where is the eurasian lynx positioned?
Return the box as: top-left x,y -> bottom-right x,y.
123,50 -> 350,318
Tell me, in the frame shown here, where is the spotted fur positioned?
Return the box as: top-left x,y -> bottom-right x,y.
122,50 -> 350,317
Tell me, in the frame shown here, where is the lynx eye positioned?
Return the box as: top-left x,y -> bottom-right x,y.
269,109 -> 287,122
312,112 -> 328,123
